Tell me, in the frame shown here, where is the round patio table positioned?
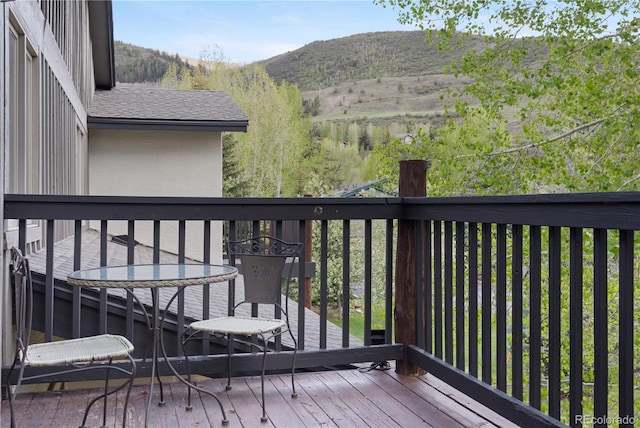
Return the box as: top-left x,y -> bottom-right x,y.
68,263 -> 238,427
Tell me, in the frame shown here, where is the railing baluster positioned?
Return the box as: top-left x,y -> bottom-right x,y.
227,220 -> 236,317
424,220 -> 432,353
45,219 -> 55,342
342,220 -> 350,347
385,219 -> 394,345
548,226 -> 561,419
297,220 -> 306,350
177,220 -> 186,355
481,222 -> 492,385
415,221 -> 424,349
512,224 -> 523,400
362,219 -> 371,344
618,229 -> 634,427
201,220 -> 211,355
72,220 -> 82,338
444,221 -> 454,365
569,227 -> 583,427
275,221 -> 285,351
99,220 -> 108,333
529,225 -> 542,409
468,222 -> 478,377
18,219 -> 27,253
455,221 -> 465,370
127,220 -> 135,340
496,223 -> 507,392
434,220 -> 443,359
593,228 -> 608,427
320,220 -> 328,349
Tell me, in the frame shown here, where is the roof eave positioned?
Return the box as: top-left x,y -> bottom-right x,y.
87,117 -> 249,132
88,0 -> 115,89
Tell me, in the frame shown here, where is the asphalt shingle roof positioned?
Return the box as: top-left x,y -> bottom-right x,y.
88,87 -> 248,131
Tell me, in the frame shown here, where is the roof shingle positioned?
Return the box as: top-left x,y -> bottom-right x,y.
89,87 -> 248,131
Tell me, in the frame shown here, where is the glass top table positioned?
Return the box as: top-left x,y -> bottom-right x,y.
67,263 -> 238,288
67,263 -> 238,427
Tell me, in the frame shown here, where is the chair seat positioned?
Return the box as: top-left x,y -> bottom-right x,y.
23,334 -> 134,367
189,316 -> 287,335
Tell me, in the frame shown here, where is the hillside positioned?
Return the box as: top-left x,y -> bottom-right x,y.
113,32 -> 534,122
114,41 -> 192,84
258,31 -> 487,92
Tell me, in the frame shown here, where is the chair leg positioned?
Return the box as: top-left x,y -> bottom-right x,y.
260,343 -> 268,423
225,336 -> 232,391
288,329 -> 298,398
7,382 -> 15,428
290,348 -> 298,398
180,333 -> 194,410
102,363 -> 112,427
7,357 -> 25,428
176,332 -> 228,425
121,356 -> 137,428
81,361 -> 138,428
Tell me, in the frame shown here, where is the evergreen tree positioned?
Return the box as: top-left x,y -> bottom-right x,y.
222,134 -> 250,197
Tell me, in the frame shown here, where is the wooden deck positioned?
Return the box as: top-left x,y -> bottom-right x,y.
2,364 -> 517,428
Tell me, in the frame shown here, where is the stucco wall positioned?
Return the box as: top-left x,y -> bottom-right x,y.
88,129 -> 224,263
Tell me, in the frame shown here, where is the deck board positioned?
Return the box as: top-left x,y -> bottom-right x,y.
337,368 -> 449,428
2,367 -> 515,428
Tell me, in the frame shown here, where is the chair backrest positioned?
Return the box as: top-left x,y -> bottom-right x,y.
227,236 -> 302,306
10,247 -> 33,357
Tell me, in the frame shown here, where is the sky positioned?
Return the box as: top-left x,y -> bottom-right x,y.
112,0 -> 416,64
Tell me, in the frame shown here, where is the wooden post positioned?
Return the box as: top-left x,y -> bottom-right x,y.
395,160 -> 428,376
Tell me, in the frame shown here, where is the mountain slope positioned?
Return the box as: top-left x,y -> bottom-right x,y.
114,41 -> 192,84
259,31 -> 487,91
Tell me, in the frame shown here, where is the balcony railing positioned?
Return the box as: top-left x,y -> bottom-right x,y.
3,189 -> 639,428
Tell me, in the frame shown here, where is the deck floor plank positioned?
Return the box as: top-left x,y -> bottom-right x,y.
224,376 -> 274,427
12,391 -> 62,428
337,368 -> 449,428
166,381 -> 210,428
270,375 -> 337,428
298,372 -> 367,427
382,369 -> 507,427
2,369 -> 509,428
243,376 -> 304,427
316,370 -> 402,428
59,386 -> 96,427
420,374 -> 519,427
360,368 -> 470,427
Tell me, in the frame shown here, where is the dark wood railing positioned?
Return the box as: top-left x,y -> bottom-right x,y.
404,192 -> 639,428
3,190 -> 639,428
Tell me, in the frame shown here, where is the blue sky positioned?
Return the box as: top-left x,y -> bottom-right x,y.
112,1 -> 416,64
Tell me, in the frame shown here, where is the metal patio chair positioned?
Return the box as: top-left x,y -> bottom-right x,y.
181,235 -> 302,423
5,247 -> 137,428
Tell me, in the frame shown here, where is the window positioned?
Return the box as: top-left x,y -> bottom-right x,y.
6,19 -> 41,252
6,21 -> 39,194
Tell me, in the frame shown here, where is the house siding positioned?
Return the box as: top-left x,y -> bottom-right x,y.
88,128 -> 224,263
4,0 -> 95,246
2,0 -> 99,364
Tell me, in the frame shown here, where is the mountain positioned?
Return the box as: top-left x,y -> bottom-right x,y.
258,31 -> 486,121
113,32 -> 530,121
114,41 -> 192,84
258,31 -> 487,92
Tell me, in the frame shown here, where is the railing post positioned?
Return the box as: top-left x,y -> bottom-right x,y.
395,159 -> 429,375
